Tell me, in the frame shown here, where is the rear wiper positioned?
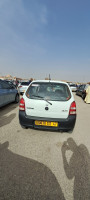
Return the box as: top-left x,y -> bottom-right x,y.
44,98 -> 52,105
31,95 -> 52,105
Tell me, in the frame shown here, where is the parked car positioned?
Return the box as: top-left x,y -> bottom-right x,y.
4,80 -> 17,89
0,80 -> 20,107
76,84 -> 86,99
76,84 -> 89,99
18,81 -> 30,95
69,83 -> 77,92
19,80 -> 76,132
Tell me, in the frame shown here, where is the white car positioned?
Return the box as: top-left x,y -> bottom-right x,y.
69,83 -> 77,92
18,81 -> 30,94
19,80 -> 76,132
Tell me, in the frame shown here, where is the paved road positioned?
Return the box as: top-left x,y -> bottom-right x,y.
0,94 -> 90,200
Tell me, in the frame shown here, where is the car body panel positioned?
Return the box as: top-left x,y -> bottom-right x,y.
0,80 -> 19,107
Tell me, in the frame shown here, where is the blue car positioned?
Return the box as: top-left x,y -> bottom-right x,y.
0,80 -> 20,107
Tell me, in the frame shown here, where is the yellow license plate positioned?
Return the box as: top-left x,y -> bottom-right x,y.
35,121 -> 58,127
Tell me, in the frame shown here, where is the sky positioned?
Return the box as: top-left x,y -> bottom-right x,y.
0,0 -> 90,82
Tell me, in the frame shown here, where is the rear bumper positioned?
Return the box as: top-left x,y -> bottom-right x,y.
19,111 -> 76,131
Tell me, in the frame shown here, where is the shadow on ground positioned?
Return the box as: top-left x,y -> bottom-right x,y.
0,142 -> 65,200
61,138 -> 90,200
0,103 -> 19,127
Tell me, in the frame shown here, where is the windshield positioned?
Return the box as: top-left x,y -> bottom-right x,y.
70,84 -> 77,87
26,82 -> 71,101
21,82 -> 30,86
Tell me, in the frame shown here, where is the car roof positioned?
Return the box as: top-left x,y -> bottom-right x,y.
31,80 -> 69,85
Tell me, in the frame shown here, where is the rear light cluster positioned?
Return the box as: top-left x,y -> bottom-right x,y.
19,98 -> 25,111
19,86 -> 22,88
69,101 -> 76,115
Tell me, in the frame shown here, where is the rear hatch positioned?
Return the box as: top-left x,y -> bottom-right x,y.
24,97 -> 73,119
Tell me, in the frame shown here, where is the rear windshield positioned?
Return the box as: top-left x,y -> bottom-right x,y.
26,82 -> 71,101
21,82 -> 29,86
70,84 -> 76,87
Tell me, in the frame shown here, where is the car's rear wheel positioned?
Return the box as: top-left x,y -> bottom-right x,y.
15,94 -> 19,103
21,125 -> 28,129
82,94 -> 85,100
68,129 -> 73,133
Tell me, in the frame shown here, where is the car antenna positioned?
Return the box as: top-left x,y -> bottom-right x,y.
49,74 -> 51,81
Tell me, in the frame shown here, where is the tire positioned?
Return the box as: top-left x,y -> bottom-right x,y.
66,129 -> 73,133
21,125 -> 28,129
15,94 -> 19,103
82,94 -> 85,100
20,92 -> 23,95
76,91 -> 78,96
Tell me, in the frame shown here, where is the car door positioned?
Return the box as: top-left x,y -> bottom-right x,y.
0,81 -> 10,106
9,85 -> 16,101
0,82 -> 5,107
2,81 -> 15,103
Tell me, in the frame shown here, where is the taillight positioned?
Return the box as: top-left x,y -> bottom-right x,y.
19,98 -> 25,111
19,86 -> 22,88
69,101 -> 76,115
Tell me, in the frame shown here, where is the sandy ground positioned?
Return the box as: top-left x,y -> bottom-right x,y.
0,93 -> 90,200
